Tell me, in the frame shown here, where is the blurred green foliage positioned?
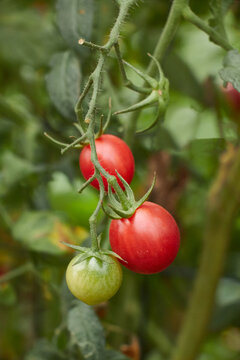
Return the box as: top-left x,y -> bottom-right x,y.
1,0 -> 240,359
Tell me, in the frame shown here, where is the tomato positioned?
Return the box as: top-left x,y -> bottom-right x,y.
109,201 -> 180,274
66,254 -> 122,305
222,83 -> 240,112
79,134 -> 135,191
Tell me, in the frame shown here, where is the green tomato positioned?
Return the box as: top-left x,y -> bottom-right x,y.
66,254 -> 122,305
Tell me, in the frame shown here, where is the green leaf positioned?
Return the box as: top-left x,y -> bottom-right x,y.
67,301 -> 105,360
56,0 -> 94,54
162,52 -> 203,102
187,139 -> 226,179
12,211 -> 86,255
0,151 -> 35,195
177,22 -> 224,81
210,300 -> 240,332
61,279 -> 76,315
208,0 -> 231,40
221,0 -> 235,13
140,124 -> 179,152
219,50 -> 240,91
0,8 -> 62,66
0,283 -> 16,306
164,99 -> 223,148
104,350 -> 130,360
48,172 -> 98,227
46,51 -> 81,119
25,339 -> 65,360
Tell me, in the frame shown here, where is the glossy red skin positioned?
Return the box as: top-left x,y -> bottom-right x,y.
79,134 -> 135,191
222,83 -> 240,111
109,201 -> 180,274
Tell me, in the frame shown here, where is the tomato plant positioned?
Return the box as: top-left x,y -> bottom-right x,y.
79,134 -> 135,191
4,0 -> 240,359
109,202 -> 180,274
66,253 -> 122,305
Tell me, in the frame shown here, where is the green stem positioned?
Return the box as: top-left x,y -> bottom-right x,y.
171,147 -> 240,360
89,174 -> 105,252
0,204 -> 14,229
147,0 -> 189,77
124,0 -> 189,144
182,6 -> 233,51
114,43 -> 150,94
73,1 -> 136,248
85,55 -> 105,123
105,0 -> 136,50
0,263 -> 32,284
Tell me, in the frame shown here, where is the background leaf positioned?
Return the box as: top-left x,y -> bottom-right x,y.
219,50 -> 240,91
208,0 -> 233,40
25,339 -> 65,360
46,51 -> 81,119
12,211 -> 87,255
104,349 -> 130,360
67,301 -> 105,360
56,0 -> 94,54
0,7 -> 62,66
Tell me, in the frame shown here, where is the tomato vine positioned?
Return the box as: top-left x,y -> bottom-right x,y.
43,1 -> 240,359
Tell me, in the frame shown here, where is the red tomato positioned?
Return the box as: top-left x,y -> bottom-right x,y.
109,201 -> 180,274
222,83 -> 240,111
79,134 -> 135,191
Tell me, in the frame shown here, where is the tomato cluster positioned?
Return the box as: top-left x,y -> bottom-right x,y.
67,134 -> 180,304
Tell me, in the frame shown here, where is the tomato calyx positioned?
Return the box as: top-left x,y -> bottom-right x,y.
114,54 -> 169,133
60,241 -> 126,265
44,98 -> 112,153
103,171 -> 156,219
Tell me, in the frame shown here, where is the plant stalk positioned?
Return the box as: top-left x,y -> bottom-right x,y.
124,0 -> 189,144
74,0 -> 136,249
170,145 -> 240,360
182,6 -> 233,51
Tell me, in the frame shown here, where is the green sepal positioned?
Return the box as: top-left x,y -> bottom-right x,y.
102,98 -> 112,134
108,203 -> 135,218
115,171 -> 135,202
97,114 -> 104,137
122,59 -> 158,88
136,172 -> 156,207
147,53 -> 164,84
78,172 -> 96,193
104,172 -> 156,219
44,132 -> 71,148
60,241 -> 87,252
114,90 -> 159,115
72,251 -> 115,266
73,253 -> 93,266
103,250 -> 127,263
136,108 -> 162,134
102,202 -> 122,219
108,184 -> 123,208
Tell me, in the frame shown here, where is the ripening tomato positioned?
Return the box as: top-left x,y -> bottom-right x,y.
222,83 -> 240,111
109,201 -> 180,274
79,134 -> 135,191
66,254 -> 122,305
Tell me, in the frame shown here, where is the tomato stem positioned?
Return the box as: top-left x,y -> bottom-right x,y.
182,6 -> 233,51
0,263 -> 32,284
170,146 -> 240,360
